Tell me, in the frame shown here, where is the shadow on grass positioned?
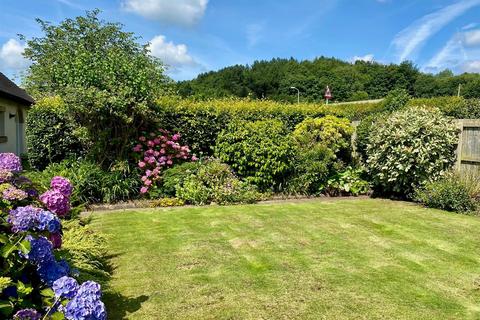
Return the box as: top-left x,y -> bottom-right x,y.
103,291 -> 149,319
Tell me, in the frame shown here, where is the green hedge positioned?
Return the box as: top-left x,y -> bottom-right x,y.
407,96 -> 480,118
156,97 -> 383,155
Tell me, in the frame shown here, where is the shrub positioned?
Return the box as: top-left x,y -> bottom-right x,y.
160,162 -> 201,197
326,167 -> 371,196
381,88 -> 410,112
132,129 -> 196,195
26,96 -> 85,170
414,173 -> 477,213
0,153 -> 106,319
156,96 -> 383,155
175,159 -> 262,205
26,159 -> 140,205
215,120 -> 294,191
366,107 -> 458,197
407,96 -> 480,119
287,116 -> 354,195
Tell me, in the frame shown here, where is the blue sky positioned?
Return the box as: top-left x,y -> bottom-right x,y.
1,0 -> 480,82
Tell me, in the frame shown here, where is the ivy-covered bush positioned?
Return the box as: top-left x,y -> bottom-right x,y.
366,107 -> 458,197
26,96 -> 86,170
287,116 -> 354,195
0,153 -> 106,319
215,119 -> 294,191
414,172 -> 477,213
174,159 -> 261,205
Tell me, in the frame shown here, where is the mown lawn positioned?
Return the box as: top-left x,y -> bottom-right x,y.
91,199 -> 480,319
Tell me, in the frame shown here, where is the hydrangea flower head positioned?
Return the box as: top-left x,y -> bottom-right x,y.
38,210 -> 61,233
37,259 -> 70,286
65,281 -> 106,320
8,206 -> 41,233
53,276 -> 79,299
13,308 -> 41,320
3,186 -> 28,201
0,169 -> 13,183
50,176 -> 73,197
0,153 -> 22,172
40,190 -> 70,216
26,235 -> 54,264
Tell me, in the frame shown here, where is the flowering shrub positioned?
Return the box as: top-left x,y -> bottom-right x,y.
132,129 -> 197,194
0,153 -> 106,319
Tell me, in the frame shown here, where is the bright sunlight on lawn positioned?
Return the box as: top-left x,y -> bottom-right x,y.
91,199 -> 480,319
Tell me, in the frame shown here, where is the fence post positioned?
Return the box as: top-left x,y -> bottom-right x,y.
455,119 -> 463,171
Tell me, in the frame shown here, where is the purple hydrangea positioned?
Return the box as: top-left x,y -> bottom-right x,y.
3,186 -> 28,201
51,176 -> 73,197
25,235 -> 54,264
53,276 -> 79,299
0,153 -> 22,172
13,308 -> 42,320
8,206 -> 40,233
48,232 -> 63,249
0,169 -> 13,183
65,281 -> 106,320
40,190 -> 70,216
37,210 -> 61,233
37,259 -> 70,286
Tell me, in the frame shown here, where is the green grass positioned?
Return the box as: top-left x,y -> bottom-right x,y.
91,199 -> 480,319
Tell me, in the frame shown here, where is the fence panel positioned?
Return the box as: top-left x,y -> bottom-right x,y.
455,119 -> 480,174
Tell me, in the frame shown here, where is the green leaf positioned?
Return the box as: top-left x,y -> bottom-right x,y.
41,288 -> 55,298
1,243 -> 16,258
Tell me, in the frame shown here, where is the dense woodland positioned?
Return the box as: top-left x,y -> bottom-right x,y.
177,57 -> 480,102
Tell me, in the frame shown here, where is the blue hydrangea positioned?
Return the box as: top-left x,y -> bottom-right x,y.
53,276 -> 79,299
65,281 -> 106,320
37,210 -> 61,233
37,259 -> 70,286
8,206 -> 40,233
25,236 -> 54,264
13,308 -> 41,320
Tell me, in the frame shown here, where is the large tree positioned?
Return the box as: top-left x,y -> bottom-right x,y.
23,10 -> 169,165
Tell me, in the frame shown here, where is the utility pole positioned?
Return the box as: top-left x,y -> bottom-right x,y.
457,84 -> 462,97
290,87 -> 300,103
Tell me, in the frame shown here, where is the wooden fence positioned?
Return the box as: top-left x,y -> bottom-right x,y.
455,119 -> 480,174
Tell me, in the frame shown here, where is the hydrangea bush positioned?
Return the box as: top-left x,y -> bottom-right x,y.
0,153 -> 107,319
132,129 -> 197,195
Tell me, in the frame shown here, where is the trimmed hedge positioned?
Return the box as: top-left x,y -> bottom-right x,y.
156,97 -> 383,155
407,96 -> 480,118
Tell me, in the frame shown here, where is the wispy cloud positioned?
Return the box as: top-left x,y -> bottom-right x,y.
392,0 -> 480,62
246,23 -> 264,48
352,54 -> 375,63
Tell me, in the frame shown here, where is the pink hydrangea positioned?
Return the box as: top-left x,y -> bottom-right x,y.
50,176 -> 73,197
40,190 -> 70,217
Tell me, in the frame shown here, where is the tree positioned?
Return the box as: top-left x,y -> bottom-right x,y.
23,10 -> 169,165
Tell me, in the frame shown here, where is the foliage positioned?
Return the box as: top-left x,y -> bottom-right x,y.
26,96 -> 86,170
156,96 -> 383,155
149,198 -> 185,208
22,10 -> 169,165
381,88 -> 410,112
215,120 -> 294,191
26,159 -> 140,205
414,173 -> 477,213
159,162 -> 201,197
287,116 -> 353,195
175,159 -> 261,205
132,129 -> 196,195
407,96 -> 480,119
325,167 -> 371,196
365,107 -> 458,197
0,153 -> 106,319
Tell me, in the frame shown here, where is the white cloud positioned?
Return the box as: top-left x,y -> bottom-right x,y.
148,35 -> 196,71
0,39 -> 29,70
352,54 -> 374,63
392,0 -> 480,62
246,23 -> 264,48
464,29 -> 480,47
462,22 -> 478,30
463,60 -> 480,72
122,0 -> 208,26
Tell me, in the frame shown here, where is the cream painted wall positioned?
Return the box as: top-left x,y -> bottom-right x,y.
0,96 -> 28,155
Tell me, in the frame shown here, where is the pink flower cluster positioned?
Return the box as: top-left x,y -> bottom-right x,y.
39,177 -> 73,217
133,129 -> 197,194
